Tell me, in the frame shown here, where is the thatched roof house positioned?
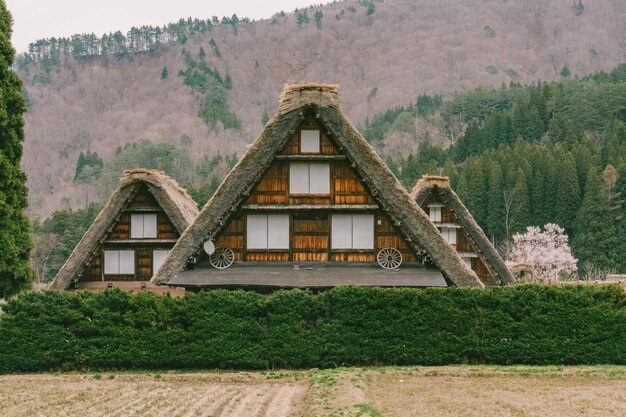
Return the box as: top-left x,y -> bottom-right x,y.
153,84 -> 483,288
410,175 -> 515,285
50,169 -> 199,290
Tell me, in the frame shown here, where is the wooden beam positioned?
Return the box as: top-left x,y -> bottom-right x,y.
274,155 -> 347,161
103,239 -> 178,244
242,204 -> 379,211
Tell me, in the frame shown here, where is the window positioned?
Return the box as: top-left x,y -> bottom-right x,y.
289,163 -> 330,194
428,204 -> 442,222
131,214 -> 157,238
462,257 -> 473,269
104,250 -> 134,275
153,250 -> 170,272
331,214 -> 374,249
247,214 -> 289,249
301,129 -> 320,153
441,227 -> 457,245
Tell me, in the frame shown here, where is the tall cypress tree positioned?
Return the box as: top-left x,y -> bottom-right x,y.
486,161 -> 504,240
572,168 -> 619,270
554,154 -> 581,234
0,1 -> 34,297
510,168 -> 531,235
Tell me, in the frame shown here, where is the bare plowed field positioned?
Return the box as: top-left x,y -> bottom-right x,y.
1,367 -> 625,417
0,372 -> 306,417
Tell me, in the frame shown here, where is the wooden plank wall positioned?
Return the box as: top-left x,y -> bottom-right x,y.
80,185 -> 179,283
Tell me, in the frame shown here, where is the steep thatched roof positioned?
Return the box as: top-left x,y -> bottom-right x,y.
153,84 -> 483,288
50,169 -> 199,290
411,175 -> 515,285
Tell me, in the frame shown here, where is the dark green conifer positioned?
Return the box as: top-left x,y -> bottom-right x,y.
554,153 -> 581,233
0,0 -> 34,297
572,168 -> 619,269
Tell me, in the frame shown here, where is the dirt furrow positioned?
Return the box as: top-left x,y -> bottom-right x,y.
261,384 -> 308,417
181,385 -> 228,417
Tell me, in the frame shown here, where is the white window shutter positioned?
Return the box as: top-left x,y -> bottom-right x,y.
131,214 -> 144,238
247,215 -> 268,249
309,163 -> 330,194
442,227 -> 457,245
143,214 -> 158,238
153,250 -> 170,272
352,215 -> 374,249
332,215 -> 353,249
104,251 -> 119,274
267,215 -> 290,249
301,130 -> 320,153
118,251 -> 135,274
290,163 -> 310,194
429,206 -> 441,222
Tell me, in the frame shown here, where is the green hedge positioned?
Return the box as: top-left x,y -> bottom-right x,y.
1,285 -> 625,372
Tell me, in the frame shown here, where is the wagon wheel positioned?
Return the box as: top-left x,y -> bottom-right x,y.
209,247 -> 234,269
377,248 -> 403,270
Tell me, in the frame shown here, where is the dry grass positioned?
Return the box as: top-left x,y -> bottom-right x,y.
0,367 -> 624,416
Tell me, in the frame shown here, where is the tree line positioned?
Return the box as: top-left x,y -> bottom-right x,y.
16,15 -> 251,71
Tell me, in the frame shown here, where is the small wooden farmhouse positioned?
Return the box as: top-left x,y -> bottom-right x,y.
153,84 -> 485,289
410,175 -> 515,285
50,169 -> 199,291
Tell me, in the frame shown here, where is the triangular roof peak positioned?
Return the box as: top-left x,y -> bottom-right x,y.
278,83 -> 340,115
50,169 -> 199,290
412,175 -> 451,193
153,84 -> 483,287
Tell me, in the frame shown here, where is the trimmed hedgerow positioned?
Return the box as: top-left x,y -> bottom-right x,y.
0,285 -> 624,373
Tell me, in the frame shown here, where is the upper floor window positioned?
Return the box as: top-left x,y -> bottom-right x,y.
301,129 -> 320,153
131,214 -> 157,238
428,204 -> 443,222
290,163 -> 330,194
104,250 -> 135,275
441,227 -> 457,245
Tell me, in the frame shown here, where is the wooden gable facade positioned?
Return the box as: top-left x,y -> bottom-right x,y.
80,185 -> 181,283
154,84 -> 483,288
411,175 -> 515,286
202,121 -> 418,266
50,169 -> 200,291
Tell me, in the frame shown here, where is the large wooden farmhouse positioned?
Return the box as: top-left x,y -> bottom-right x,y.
153,84 -> 485,289
410,175 -> 515,286
50,169 -> 199,291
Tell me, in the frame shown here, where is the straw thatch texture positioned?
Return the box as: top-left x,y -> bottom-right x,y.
50,170 -> 199,290
411,175 -> 515,284
153,84 -> 482,287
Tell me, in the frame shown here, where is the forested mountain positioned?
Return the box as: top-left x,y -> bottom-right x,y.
16,0 -> 626,218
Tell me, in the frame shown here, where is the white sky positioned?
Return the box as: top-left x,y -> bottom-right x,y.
5,0 -> 316,52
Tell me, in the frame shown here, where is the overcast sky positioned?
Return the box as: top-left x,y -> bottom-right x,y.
5,0 -> 316,52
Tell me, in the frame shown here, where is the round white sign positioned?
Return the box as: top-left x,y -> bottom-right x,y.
203,240 -> 216,255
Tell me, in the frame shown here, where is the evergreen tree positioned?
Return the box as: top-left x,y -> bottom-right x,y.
613,164 -> 626,271
0,1 -> 34,297
314,10 -> 324,29
554,154 -> 581,234
463,159 -> 488,227
572,168 -> 619,269
560,65 -> 571,77
510,168 -> 531,235
161,66 -> 168,80
486,161 -> 504,239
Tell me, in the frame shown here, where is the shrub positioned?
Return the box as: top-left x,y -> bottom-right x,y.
0,285 -> 624,373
